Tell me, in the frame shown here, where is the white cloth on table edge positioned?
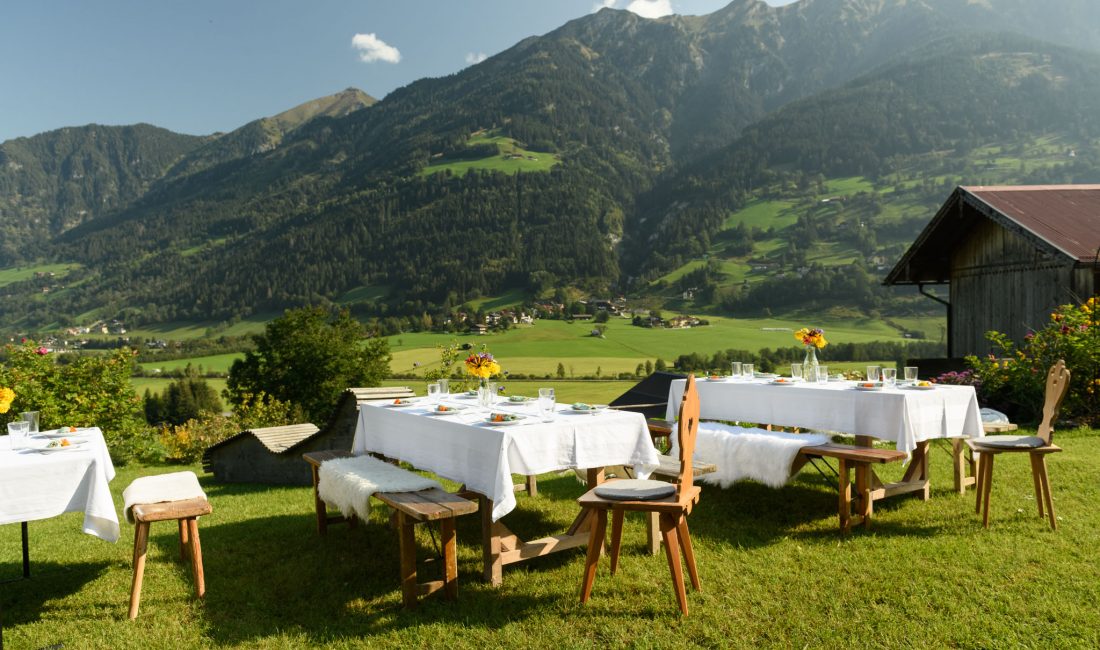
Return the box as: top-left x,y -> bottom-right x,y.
318,454 -> 442,521
670,422 -> 829,489
122,470 -> 207,524
0,427 -> 120,542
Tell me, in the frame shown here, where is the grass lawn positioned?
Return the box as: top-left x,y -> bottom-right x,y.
138,353 -> 242,375
3,426 -> 1099,648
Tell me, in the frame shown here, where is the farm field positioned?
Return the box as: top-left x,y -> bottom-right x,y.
138,353 -> 241,375
385,316 -> 939,377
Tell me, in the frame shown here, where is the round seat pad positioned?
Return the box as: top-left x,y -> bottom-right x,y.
594,479 -> 677,501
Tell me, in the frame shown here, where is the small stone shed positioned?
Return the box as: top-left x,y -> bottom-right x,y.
202,386 -> 413,485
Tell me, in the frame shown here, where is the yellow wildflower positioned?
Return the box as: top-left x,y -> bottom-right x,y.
0,387 -> 14,414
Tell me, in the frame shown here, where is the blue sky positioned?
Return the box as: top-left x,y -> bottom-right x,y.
0,0 -> 797,142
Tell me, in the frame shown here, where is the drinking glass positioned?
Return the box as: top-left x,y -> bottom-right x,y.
882,368 -> 897,387
816,366 -> 829,384
538,387 -> 556,421
8,421 -> 29,450
790,363 -> 803,381
438,378 -> 450,396
742,363 -> 754,379
22,411 -> 39,434
904,367 -> 918,385
427,382 -> 442,404
731,362 -> 742,378
866,365 -> 881,382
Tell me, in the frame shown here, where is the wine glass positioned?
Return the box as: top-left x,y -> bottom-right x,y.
538,387 -> 556,421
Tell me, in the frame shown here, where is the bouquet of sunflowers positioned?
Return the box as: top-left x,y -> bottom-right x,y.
794,327 -> 827,349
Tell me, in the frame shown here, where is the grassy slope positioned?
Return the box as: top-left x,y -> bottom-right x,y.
0,262 -> 80,288
4,427 -> 1099,648
421,132 -> 560,177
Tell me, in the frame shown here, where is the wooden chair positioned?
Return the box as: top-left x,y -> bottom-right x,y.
578,374 -> 702,615
968,360 -> 1071,530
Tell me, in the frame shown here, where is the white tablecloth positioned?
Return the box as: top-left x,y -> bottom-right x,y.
0,427 -> 120,543
666,379 -> 984,455
353,399 -> 659,522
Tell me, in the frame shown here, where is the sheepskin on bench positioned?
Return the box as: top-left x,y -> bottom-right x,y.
672,422 -> 829,488
318,455 -> 442,520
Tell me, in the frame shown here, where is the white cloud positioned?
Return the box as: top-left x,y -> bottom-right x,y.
351,33 -> 401,64
465,52 -> 488,65
592,0 -> 617,11
624,0 -> 673,18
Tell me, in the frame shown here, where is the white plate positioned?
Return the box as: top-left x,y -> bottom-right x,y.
903,384 -> 937,391
387,400 -> 418,407
33,440 -> 89,453
570,404 -> 608,413
769,379 -> 800,386
484,415 -> 527,426
506,396 -> 534,403
854,384 -> 883,391
427,405 -> 468,415
754,373 -> 778,379
39,428 -> 89,438
704,376 -> 728,382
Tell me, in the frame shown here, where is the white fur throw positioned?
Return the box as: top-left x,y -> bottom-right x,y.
673,423 -> 829,489
318,455 -> 442,520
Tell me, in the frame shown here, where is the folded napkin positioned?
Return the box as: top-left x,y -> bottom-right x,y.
122,471 -> 208,524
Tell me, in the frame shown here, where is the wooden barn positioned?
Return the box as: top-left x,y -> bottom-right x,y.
886,185 -> 1100,357
202,386 -> 413,485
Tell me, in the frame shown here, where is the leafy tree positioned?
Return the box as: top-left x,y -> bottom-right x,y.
144,366 -> 224,426
654,358 -> 667,372
556,362 -> 566,379
645,360 -> 653,374
226,307 -> 391,424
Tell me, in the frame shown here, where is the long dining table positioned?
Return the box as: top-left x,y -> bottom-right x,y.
666,376 -> 985,501
0,427 -> 120,579
353,396 -> 659,586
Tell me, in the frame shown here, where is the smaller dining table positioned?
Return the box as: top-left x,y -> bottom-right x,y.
353,396 -> 659,586
0,427 -> 120,579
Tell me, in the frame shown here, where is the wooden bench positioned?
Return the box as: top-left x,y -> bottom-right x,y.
303,451 -> 478,608
647,419 -> 908,533
798,443 -> 907,533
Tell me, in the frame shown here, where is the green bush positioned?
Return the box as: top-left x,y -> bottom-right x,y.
968,297 -> 1100,425
0,342 -> 150,463
158,391 -> 294,464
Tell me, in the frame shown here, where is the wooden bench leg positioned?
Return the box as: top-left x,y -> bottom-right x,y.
188,517 -> 206,599
129,522 -> 150,620
441,517 -> 459,600
312,465 -> 328,536
838,458 -> 851,534
398,511 -> 418,608
981,453 -> 995,528
525,475 -> 538,497
855,463 -> 873,529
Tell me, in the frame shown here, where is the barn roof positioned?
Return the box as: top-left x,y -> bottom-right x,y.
885,185 -> 1100,286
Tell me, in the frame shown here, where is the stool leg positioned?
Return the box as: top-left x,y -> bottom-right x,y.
312,464 -> 328,535
129,522 -> 150,620
178,519 -> 190,563
981,453 -> 995,528
441,517 -> 458,600
188,518 -> 206,599
398,512 -> 417,609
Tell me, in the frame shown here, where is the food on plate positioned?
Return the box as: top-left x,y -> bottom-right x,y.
508,395 -> 528,402
489,413 -> 520,423
774,378 -> 789,383
917,380 -> 932,387
860,382 -> 876,388
436,405 -> 451,412
572,402 -> 592,410
392,398 -> 412,405
47,438 -> 71,448
68,426 -> 78,432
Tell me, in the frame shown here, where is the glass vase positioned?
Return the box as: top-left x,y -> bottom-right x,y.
477,378 -> 495,408
803,345 -> 819,381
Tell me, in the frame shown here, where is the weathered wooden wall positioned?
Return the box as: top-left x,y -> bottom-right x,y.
950,218 -> 1081,356
205,436 -> 314,486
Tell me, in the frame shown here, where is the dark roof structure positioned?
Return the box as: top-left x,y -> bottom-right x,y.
886,185 -> 1100,286
609,371 -> 688,419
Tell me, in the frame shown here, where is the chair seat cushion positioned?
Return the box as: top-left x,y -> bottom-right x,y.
972,435 -> 1046,450
594,479 -> 676,501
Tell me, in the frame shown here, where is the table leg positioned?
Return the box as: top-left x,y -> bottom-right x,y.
21,522 -> 29,579
952,439 -> 967,494
478,494 -> 503,587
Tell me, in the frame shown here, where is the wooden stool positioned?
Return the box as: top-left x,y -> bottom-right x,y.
128,489 -> 212,619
